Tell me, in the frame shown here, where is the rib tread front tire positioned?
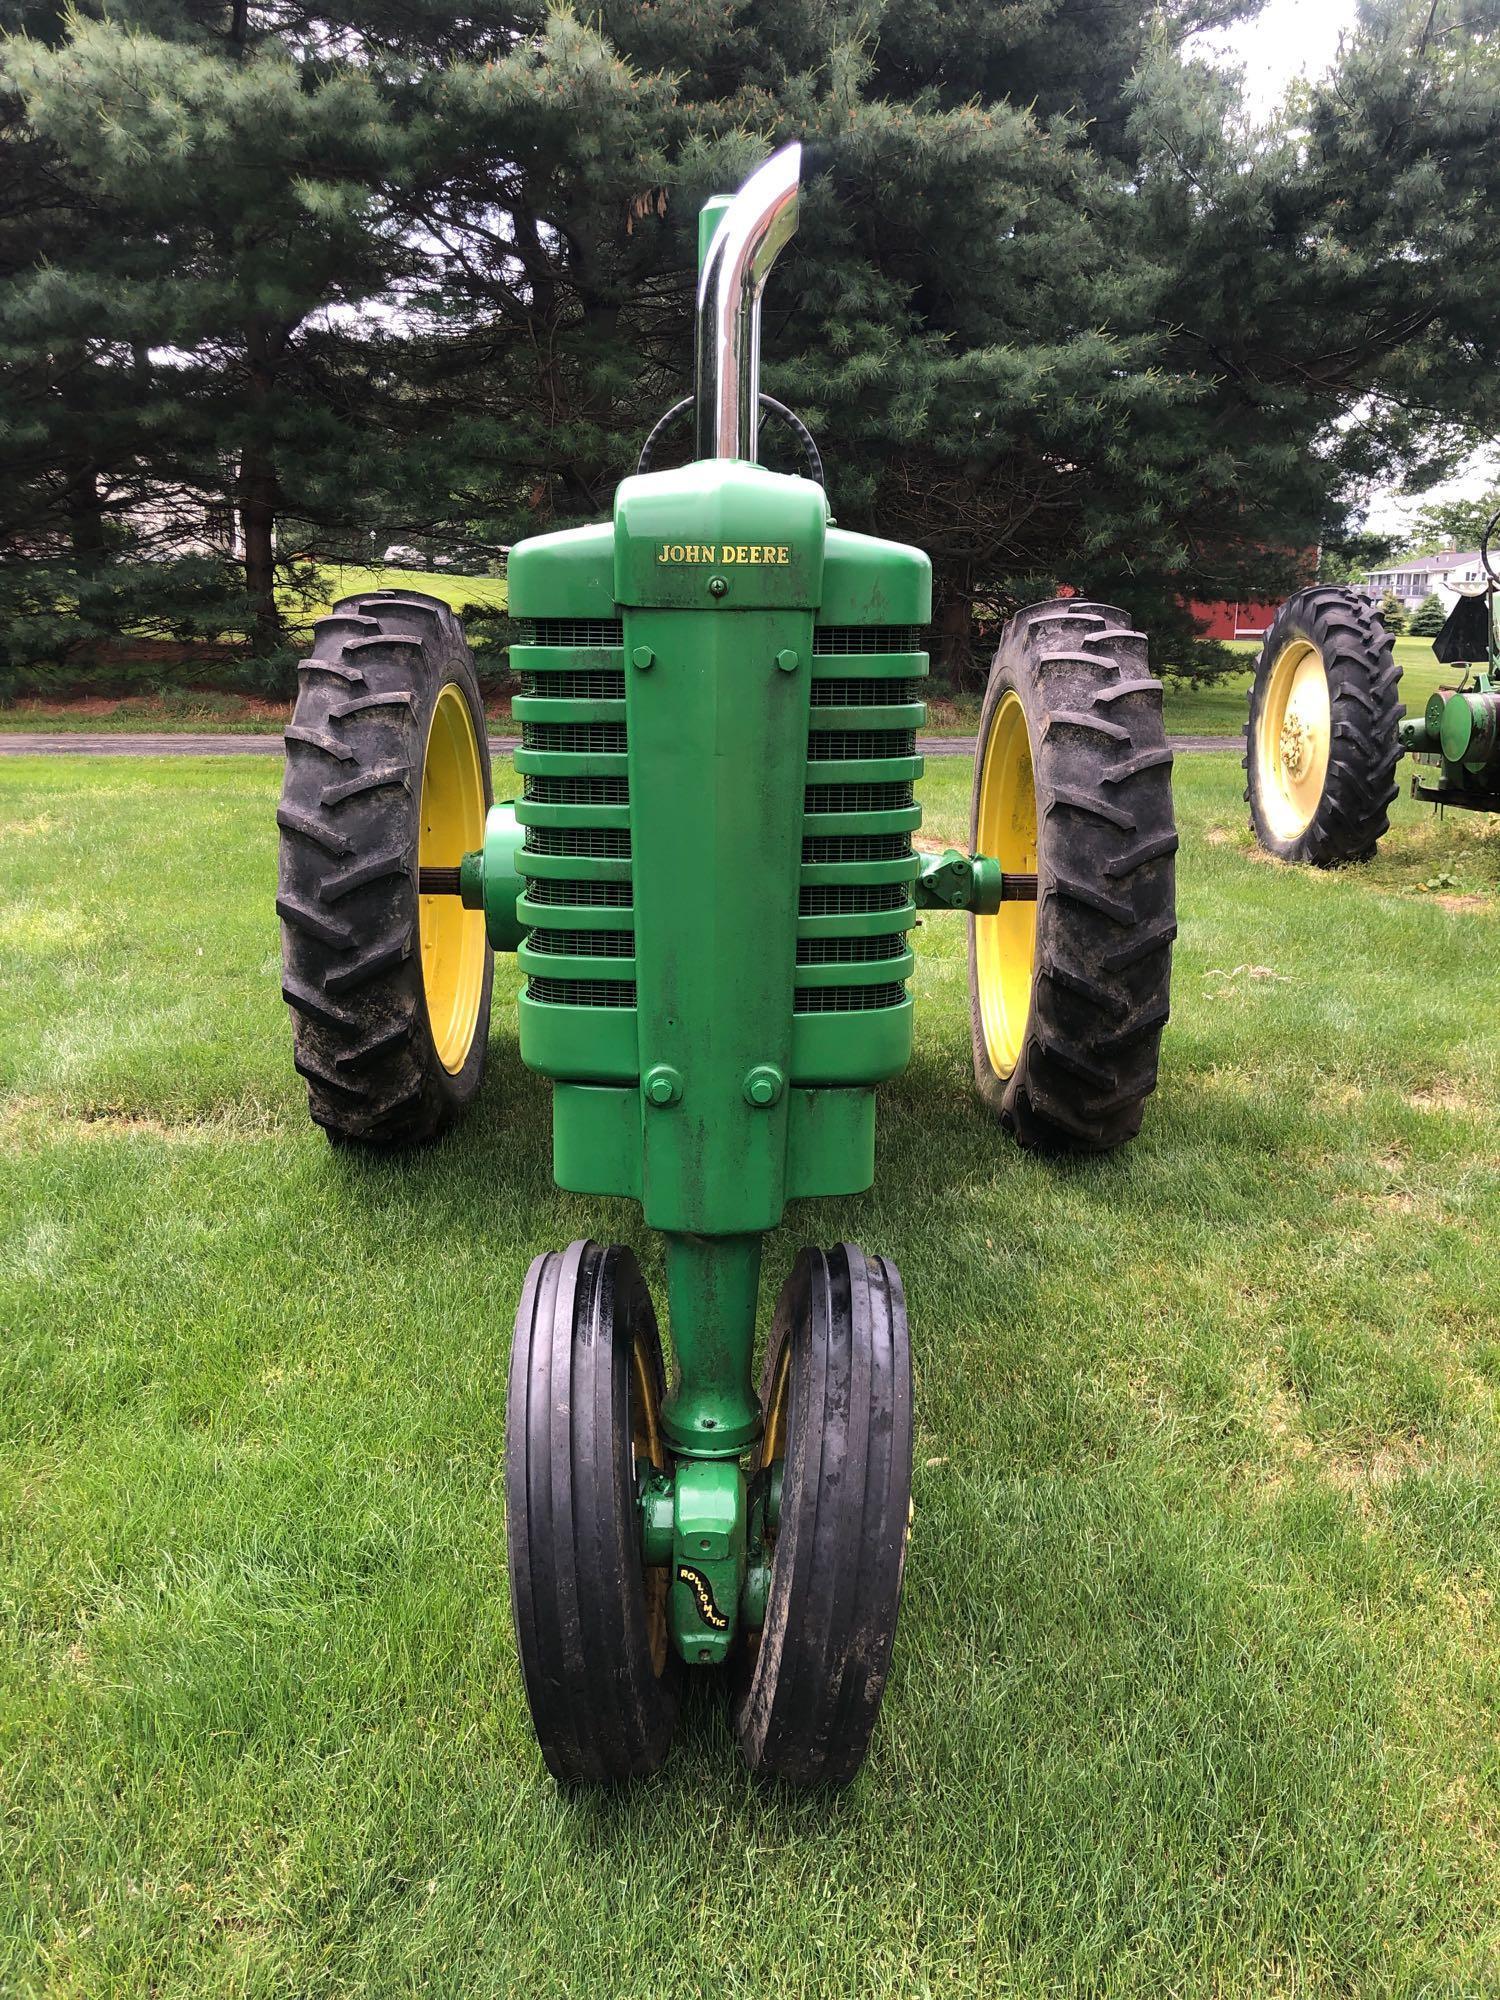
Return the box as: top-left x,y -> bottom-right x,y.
733,1244 -> 912,1790
506,1241 -> 679,1785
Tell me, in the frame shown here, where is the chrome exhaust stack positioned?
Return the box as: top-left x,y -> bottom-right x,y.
693,144 -> 801,464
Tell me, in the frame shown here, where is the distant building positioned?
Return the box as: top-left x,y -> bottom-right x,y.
1362,550 -> 1484,612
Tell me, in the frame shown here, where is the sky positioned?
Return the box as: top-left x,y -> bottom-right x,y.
1200,0 -> 1358,116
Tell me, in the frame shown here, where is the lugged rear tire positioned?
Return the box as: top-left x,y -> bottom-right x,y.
277,589 -> 493,1147
968,599 -> 1178,1153
1245,585 -> 1404,866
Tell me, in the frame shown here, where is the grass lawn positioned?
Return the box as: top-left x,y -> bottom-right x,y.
1160,636 -> 1453,738
3,751 -> 1499,1996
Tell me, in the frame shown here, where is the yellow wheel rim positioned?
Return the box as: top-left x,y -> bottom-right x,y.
418,683 -> 487,1073
1255,639 -> 1331,841
974,690 -> 1038,1079
630,1328 -> 671,1677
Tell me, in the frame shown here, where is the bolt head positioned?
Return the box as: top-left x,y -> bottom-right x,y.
644,1064 -> 682,1107
775,647 -> 799,673
743,1064 -> 783,1108
631,644 -> 654,671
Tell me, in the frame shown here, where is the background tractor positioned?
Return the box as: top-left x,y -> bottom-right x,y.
1245,523 -> 1500,866
275,147 -> 1178,1786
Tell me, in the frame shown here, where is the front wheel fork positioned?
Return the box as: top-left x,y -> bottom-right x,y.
638,1230 -> 772,1664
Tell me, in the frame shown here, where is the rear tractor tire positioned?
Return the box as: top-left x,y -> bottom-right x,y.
968,599 -> 1178,1154
277,590 -> 493,1146
1245,585 -> 1404,866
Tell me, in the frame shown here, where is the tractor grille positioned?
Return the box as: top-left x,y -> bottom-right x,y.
799,882 -> 912,916
797,934 -> 907,965
525,826 -> 631,858
528,978 -> 637,1008
812,625 -> 923,655
527,878 -> 633,908
796,621 -> 927,1019
514,618 -> 624,648
527,928 -> 635,958
805,781 -> 913,814
807,729 -> 917,760
519,669 -> 626,700
516,615 -> 637,1018
522,721 -> 628,754
524,775 -> 630,806
802,833 -> 910,864
795,984 -> 908,1013
811,676 -> 922,706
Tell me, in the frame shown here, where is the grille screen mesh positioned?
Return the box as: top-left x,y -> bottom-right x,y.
527,928 -> 635,958
803,833 -> 910,864
811,677 -> 922,706
799,883 -> 912,916
525,775 -> 629,805
527,879 -> 633,907
522,721 -> 628,753
812,626 -> 923,655
796,934 -> 907,965
794,983 -> 907,1012
519,669 -> 627,699
525,827 -> 632,859
807,731 -> 917,761
805,781 -> 914,814
528,977 -> 637,1008
515,619 -> 624,648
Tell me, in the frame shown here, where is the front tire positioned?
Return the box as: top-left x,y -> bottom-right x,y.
277,589 -> 493,1146
732,1244 -> 912,1789
968,599 -> 1177,1153
506,1241 -> 679,1784
1245,586 -> 1403,866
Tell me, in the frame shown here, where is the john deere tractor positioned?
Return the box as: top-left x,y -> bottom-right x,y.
1246,527 -> 1500,865
276,148 -> 1178,1785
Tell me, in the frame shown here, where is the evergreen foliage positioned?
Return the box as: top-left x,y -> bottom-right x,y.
4,0 -> 1500,693
1409,591 -> 1447,636
1379,590 -> 1409,634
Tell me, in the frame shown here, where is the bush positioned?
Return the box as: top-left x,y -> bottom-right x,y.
1409,592 -> 1446,636
1378,590 -> 1408,634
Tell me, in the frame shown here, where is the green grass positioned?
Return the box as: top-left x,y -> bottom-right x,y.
3,754 -> 1499,1996
1161,636 -> 1451,737
288,564 -> 507,625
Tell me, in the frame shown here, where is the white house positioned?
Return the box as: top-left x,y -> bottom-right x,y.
1362,549 -> 1485,612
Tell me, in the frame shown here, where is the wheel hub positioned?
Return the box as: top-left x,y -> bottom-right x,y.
1280,707 -> 1310,781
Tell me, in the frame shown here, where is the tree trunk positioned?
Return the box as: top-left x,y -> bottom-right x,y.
239,440 -> 280,655
62,459 -> 106,568
934,586 -> 975,692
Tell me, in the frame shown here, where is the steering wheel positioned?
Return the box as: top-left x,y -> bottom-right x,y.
1481,506 -> 1500,584
636,393 -> 824,488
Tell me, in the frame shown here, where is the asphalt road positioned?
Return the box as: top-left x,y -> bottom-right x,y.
0,731 -> 1239,757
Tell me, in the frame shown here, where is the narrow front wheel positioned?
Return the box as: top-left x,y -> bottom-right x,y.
506,1241 -> 679,1783
732,1244 -> 912,1788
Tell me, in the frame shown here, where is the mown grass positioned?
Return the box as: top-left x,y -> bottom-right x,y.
2,752 -> 1498,1997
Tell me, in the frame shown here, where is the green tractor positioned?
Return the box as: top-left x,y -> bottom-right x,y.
276,148 -> 1178,1785
1245,531 -> 1500,866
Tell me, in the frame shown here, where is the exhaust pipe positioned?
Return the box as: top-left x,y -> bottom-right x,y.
694,143 -> 801,464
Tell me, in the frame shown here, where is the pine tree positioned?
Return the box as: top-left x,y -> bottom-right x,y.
1409,592 -> 1446,636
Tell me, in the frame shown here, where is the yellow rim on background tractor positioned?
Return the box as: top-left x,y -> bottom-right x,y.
1254,638 -> 1332,841
975,690 -> 1038,1079
418,683 -> 487,1072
